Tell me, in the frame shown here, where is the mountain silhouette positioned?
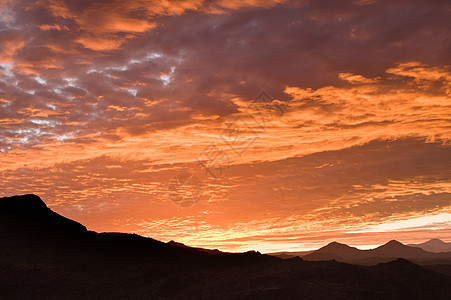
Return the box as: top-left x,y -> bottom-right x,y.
371,239 -> 434,258
0,194 -> 87,234
1,194 -> 450,299
302,241 -> 365,261
277,239 -> 451,266
408,239 -> 451,253
0,194 -> 210,261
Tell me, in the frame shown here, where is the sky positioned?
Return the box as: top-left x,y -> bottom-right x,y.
0,0 -> 450,252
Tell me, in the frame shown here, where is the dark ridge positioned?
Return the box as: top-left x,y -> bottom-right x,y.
168,240 -> 223,255
1,194 -> 48,213
0,194 -> 87,235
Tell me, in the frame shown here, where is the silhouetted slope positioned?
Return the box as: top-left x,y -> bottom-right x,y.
1,194 -> 450,299
168,240 -> 223,255
0,194 -> 87,235
0,194 -> 209,262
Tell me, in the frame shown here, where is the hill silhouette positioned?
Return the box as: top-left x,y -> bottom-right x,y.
302,241 -> 365,261
408,239 -> 451,253
1,194 -> 450,299
278,239 -> 451,266
0,194 -> 87,234
371,240 -> 434,258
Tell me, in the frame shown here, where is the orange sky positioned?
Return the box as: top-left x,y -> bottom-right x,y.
0,0 -> 450,252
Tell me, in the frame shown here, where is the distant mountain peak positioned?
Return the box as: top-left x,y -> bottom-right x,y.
388,239 -> 402,244
329,241 -> 343,245
383,240 -> 404,247
324,241 -> 353,249
301,241 -> 362,262
315,241 -> 361,254
408,238 -> 451,253
426,238 -> 445,244
374,240 -> 411,252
